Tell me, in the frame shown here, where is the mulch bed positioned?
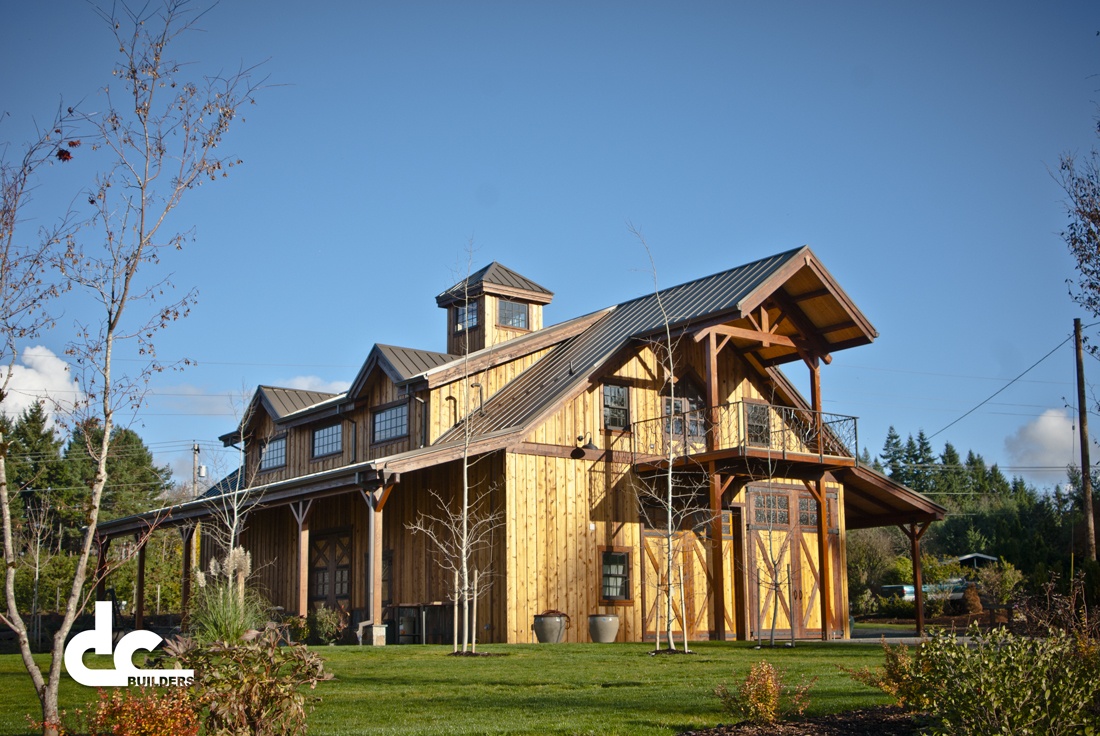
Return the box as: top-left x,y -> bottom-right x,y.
680,706 -> 920,735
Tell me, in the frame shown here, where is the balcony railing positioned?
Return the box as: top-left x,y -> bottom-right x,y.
630,401 -> 858,466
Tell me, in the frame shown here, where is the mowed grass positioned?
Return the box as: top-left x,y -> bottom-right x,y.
0,642 -> 891,735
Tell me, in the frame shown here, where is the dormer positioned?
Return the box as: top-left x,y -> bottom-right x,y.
435,262 -> 553,354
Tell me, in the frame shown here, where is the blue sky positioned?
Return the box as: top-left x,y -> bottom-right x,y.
3,1 -> 1100,489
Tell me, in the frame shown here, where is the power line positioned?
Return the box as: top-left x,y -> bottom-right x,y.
929,334 -> 1074,441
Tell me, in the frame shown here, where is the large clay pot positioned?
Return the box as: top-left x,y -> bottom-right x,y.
532,615 -> 567,643
588,614 -> 620,643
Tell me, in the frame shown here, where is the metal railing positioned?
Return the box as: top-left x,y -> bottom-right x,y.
630,401 -> 858,465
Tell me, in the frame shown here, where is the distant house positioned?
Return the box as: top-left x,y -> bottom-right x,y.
97,247 -> 945,643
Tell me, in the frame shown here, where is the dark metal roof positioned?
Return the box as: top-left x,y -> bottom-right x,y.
436,262 -> 553,305
259,386 -> 339,419
440,247 -> 808,441
375,344 -> 459,382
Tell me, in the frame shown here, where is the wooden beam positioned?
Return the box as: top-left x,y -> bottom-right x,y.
804,478 -> 831,640
694,324 -> 796,349
768,290 -> 833,364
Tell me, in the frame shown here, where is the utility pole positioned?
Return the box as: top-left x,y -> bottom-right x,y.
1075,318 -> 1096,561
191,442 -> 200,499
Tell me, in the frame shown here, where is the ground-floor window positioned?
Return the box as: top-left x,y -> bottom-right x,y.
600,547 -> 632,605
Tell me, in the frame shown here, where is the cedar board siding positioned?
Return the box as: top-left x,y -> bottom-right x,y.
505,453 -> 642,643
381,454 -> 508,641
234,456 -> 507,636
427,348 -> 553,445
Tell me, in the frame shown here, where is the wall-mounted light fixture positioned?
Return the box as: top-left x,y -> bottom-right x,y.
571,432 -> 599,459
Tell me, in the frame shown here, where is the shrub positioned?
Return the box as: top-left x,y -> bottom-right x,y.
714,661 -> 815,725
188,548 -> 269,643
175,623 -> 329,736
87,687 -> 200,736
308,606 -> 347,644
848,624 -> 1100,736
976,559 -> 1023,606
962,583 -> 983,614
875,593 -> 915,619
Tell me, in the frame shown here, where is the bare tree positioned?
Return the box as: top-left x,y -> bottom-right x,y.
408,249 -> 503,653
630,225 -> 718,653
0,3 -> 262,732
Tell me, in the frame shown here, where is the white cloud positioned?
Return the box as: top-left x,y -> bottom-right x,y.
281,375 -> 351,395
1004,409 -> 1078,485
1,346 -> 82,426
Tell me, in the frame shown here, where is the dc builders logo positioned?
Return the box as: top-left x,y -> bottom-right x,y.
63,602 -> 194,687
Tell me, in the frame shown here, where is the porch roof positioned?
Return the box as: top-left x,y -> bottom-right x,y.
835,465 -> 946,529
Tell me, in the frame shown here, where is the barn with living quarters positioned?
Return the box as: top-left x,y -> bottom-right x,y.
96,246 -> 945,643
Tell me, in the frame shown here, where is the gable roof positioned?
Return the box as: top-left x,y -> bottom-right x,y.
219,385 -> 339,444
439,246 -> 874,442
436,261 -> 554,306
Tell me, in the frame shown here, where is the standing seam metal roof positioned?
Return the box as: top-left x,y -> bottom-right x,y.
439,247 -> 805,440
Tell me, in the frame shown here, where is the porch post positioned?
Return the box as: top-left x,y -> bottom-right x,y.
709,466 -> 726,640
291,500 -> 314,616
94,536 -> 111,601
179,524 -> 195,620
704,332 -> 727,640
359,488 -> 389,646
134,537 -> 146,629
900,521 -> 930,636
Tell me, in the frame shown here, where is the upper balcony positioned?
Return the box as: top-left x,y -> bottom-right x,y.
630,401 -> 859,473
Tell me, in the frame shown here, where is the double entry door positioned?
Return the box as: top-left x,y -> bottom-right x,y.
746,485 -> 838,639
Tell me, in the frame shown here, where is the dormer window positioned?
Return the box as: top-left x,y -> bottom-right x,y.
497,299 -> 528,330
312,424 -> 342,458
259,435 -> 286,471
455,301 -> 478,331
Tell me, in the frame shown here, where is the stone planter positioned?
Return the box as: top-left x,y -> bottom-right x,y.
532,614 -> 568,643
588,614 -> 619,643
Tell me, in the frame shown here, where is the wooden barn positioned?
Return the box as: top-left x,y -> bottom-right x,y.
96,247 -> 945,643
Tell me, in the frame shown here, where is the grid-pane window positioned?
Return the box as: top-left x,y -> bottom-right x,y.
456,301 -> 478,330
798,497 -> 819,527
259,436 -> 286,471
753,493 -> 789,526
312,424 -> 342,457
603,384 -> 629,430
663,396 -> 705,437
601,550 -> 630,601
497,299 -> 528,329
373,404 -> 408,443
746,403 -> 771,447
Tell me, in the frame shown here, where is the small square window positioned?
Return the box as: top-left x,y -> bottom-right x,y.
373,404 -> 408,443
312,424 -> 342,458
603,384 -> 629,431
497,299 -> 528,329
600,548 -> 631,604
259,436 -> 286,471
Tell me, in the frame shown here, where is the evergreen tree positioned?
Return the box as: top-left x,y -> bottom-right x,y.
880,426 -> 905,480
58,424 -> 171,549
936,442 -> 970,506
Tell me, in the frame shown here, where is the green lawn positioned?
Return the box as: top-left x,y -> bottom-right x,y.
0,642 -> 892,735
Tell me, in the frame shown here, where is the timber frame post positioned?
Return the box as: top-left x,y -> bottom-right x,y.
94,536 -> 111,601
704,331 -> 727,640
179,524 -> 196,621
134,534 -> 147,630
290,500 -> 314,616
900,521 -> 931,636
358,482 -> 394,646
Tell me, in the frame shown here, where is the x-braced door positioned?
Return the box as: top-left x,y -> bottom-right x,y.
310,531 -> 351,611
